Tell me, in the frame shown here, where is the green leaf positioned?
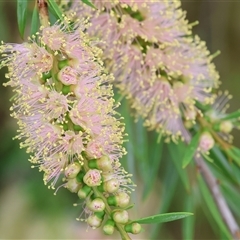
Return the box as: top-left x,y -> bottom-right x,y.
183,194 -> 195,240
168,142 -> 191,192
221,110 -> 240,121
30,5 -> 39,36
225,146 -> 240,165
47,0 -> 64,22
182,132 -> 201,168
81,0 -> 96,9
132,212 -> 193,224
209,147 -> 239,184
17,0 -> 28,38
142,138 -> 163,199
150,161 -> 179,238
221,182 -> 240,219
198,174 -> 232,239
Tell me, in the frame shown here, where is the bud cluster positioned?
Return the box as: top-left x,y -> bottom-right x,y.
63,155 -> 140,235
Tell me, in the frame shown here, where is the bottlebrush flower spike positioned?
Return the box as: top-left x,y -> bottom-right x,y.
0,21 -> 138,236
67,0 -> 220,142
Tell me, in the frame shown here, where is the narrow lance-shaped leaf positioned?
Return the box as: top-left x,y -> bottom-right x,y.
221,110 -> 240,121
17,0 -> 28,38
47,0 -> 64,22
31,4 -> 39,36
183,194 -> 195,240
198,174 -> 232,239
81,0 -> 96,9
225,146 -> 240,165
131,212 -> 193,224
168,142 -> 191,192
182,132 -> 201,169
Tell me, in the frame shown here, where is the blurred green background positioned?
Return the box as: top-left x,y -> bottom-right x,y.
0,1 -> 240,239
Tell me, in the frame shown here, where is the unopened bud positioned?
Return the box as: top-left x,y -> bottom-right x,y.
66,178 -> 82,193
104,179 -> 119,193
83,169 -> 102,187
88,156 -> 113,172
77,185 -> 92,199
58,66 -> 78,85
116,192 -> 130,208
113,210 -> 129,224
98,156 -> 113,172
125,223 -> 142,234
65,162 -> 81,179
87,198 -> 105,212
107,192 -> 130,208
220,120 -> 233,133
58,59 -> 69,69
103,219 -> 115,235
199,132 -> 215,152
87,214 -> 102,229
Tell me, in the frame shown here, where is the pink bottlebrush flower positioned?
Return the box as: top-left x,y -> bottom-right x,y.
0,22 -> 126,189
69,0 -> 219,141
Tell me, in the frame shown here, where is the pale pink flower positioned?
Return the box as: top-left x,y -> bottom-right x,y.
70,0 -> 219,141
1,22 -> 126,189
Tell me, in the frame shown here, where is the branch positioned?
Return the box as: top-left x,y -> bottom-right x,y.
195,156 -> 240,239
37,0 -> 49,27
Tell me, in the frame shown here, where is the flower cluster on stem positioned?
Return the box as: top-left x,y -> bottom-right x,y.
0,14 -> 139,238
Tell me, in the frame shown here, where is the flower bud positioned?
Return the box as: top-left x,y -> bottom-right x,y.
77,185 -> 92,199
88,156 -> 113,172
83,169 -> 102,187
124,223 -> 142,234
62,85 -> 71,95
116,192 -> 130,208
107,192 -> 130,208
66,178 -> 82,193
58,59 -> 69,69
104,179 -> 119,193
220,120 -> 233,134
199,132 -> 215,152
87,198 -> 106,212
87,214 -> 102,229
65,162 -> 81,179
113,210 -> 129,224
58,66 -> 78,85
103,219 -> 115,235
98,156 -> 113,172
76,171 -> 85,183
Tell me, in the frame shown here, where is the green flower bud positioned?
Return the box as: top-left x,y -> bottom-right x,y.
103,219 -> 115,235
66,178 -> 82,193
58,59 -> 69,69
62,85 -> 71,95
65,162 -> 81,179
42,71 -> 51,81
77,185 -> 92,199
88,156 -> 113,172
107,192 -> 130,208
124,223 -> 142,234
113,210 -> 129,224
76,171 -> 85,183
87,198 -> 105,212
83,169 -> 102,187
104,179 -> 119,193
